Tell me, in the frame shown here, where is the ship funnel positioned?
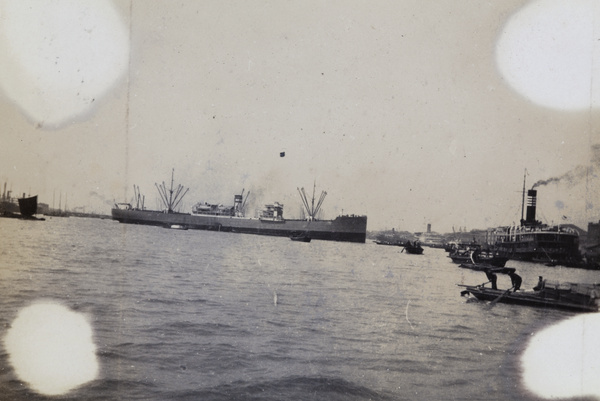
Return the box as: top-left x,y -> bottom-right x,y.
234,194 -> 242,210
524,189 -> 537,226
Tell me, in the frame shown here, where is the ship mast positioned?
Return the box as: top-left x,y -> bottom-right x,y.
297,181 -> 327,221
133,185 -> 145,210
311,181 -> 316,217
521,169 -> 527,224
155,169 -> 189,213
520,169 -> 526,225
240,189 -> 250,215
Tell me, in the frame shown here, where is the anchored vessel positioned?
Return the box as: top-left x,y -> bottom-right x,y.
112,171 -> 367,243
487,179 -> 581,266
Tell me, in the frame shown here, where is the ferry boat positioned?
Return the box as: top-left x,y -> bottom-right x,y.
487,183 -> 582,266
112,170 -> 367,243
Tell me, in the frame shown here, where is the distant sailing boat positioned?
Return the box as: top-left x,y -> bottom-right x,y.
0,189 -> 44,221
18,194 -> 38,217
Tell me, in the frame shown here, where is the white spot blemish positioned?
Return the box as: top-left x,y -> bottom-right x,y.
521,313 -> 600,399
496,0 -> 600,110
0,0 -> 129,128
3,301 -> 99,396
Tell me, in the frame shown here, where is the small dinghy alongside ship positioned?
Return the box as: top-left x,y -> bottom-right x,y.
290,232 -> 311,242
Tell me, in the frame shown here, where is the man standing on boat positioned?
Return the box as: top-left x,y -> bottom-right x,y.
509,272 -> 522,292
485,271 -> 498,290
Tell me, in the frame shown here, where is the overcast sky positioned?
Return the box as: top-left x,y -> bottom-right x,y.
1,0 -> 599,232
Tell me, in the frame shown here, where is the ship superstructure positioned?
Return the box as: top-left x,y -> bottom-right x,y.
488,187 -> 581,265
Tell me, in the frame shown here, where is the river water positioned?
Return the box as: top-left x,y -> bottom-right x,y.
0,217 -> 598,400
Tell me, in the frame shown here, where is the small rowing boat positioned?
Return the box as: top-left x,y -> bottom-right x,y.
402,241 -> 424,255
459,274 -> 599,313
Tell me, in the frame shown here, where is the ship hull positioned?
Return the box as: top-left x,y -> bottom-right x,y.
112,208 -> 367,243
492,230 -> 581,265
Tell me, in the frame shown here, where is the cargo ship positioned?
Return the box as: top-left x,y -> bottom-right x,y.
487,182 -> 581,266
112,171 -> 367,243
